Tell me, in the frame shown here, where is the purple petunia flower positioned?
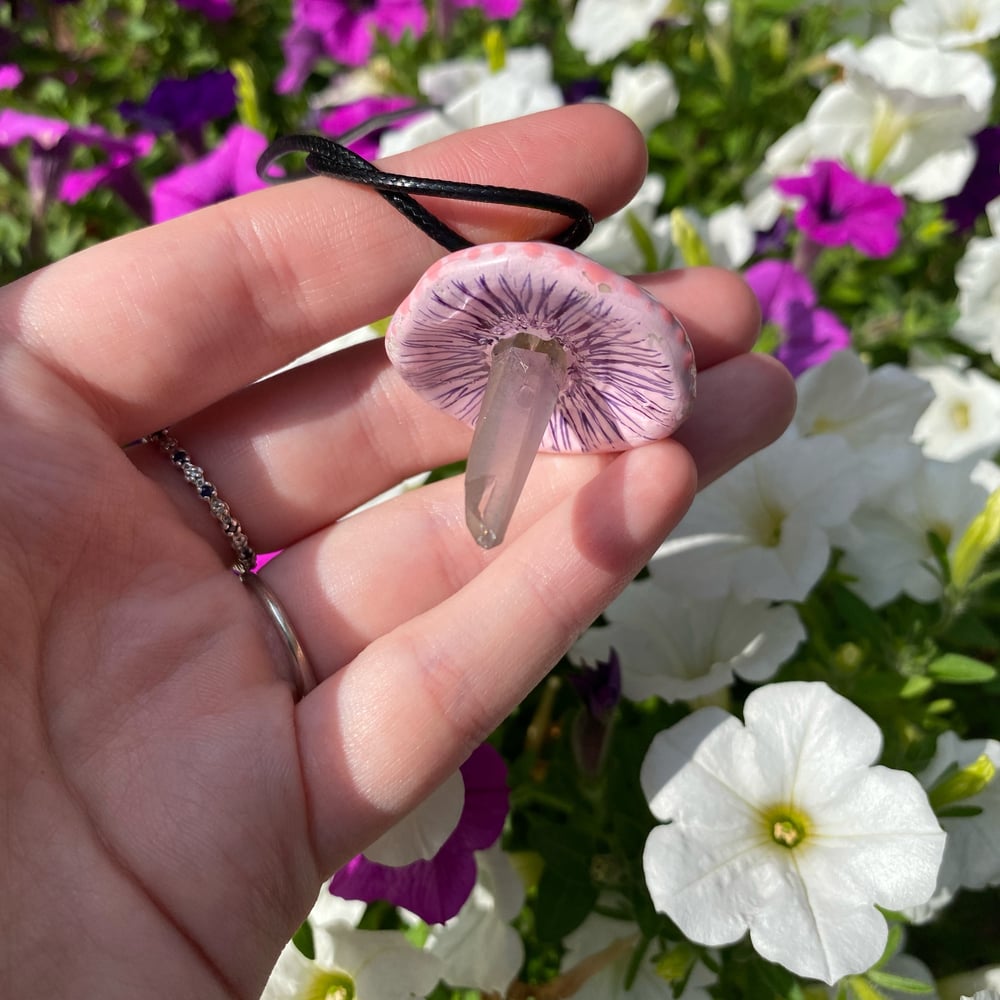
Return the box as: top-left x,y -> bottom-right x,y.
174,0 -> 234,19
0,64 -> 23,90
569,650 -> 621,776
278,0 -> 428,93
119,70 -> 236,142
150,123 -> 268,222
0,109 -> 152,219
744,259 -> 851,377
774,159 -> 905,259
328,743 -> 509,924
318,94 -> 417,160
945,126 -> 1000,232
569,649 -> 621,724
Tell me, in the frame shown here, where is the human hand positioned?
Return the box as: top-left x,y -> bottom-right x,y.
0,105 -> 793,999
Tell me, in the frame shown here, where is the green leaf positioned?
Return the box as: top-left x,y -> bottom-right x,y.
292,919 -> 314,959
844,976 -> 888,1000
936,804 -> 984,819
866,970 -> 934,994
625,210 -> 661,273
533,864 -> 598,942
927,653 -> 997,684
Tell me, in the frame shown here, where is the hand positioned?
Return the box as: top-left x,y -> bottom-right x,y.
0,105 -> 793,999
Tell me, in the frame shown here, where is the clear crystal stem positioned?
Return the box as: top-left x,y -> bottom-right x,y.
465,335 -> 567,549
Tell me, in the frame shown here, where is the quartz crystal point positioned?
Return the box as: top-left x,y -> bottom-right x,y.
386,242 -> 697,547
465,335 -> 567,548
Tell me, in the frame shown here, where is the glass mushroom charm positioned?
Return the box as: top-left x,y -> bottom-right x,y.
386,242 -> 697,548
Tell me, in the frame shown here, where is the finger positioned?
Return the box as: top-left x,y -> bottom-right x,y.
673,352 -> 796,488
294,439 -> 698,866
3,105 -> 649,441
634,266 -> 762,368
130,267 -> 764,554
258,351 -> 793,674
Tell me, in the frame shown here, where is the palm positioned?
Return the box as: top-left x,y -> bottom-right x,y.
1,107 -> 793,999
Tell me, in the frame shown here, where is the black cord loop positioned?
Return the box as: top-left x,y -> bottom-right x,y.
256,132 -> 595,253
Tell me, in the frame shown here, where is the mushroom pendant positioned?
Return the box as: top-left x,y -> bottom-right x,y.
386,242 -> 697,549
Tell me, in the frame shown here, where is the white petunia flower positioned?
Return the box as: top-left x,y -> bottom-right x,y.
560,913 -> 716,999
761,35 -> 994,201
954,203 -> 1000,365
577,174 -> 672,273
606,62 -> 679,134
668,204 -> 756,269
793,352 -> 932,496
914,363 -> 1000,461
653,434 -> 865,602
414,846 -> 525,994
920,731 -> 1000,892
571,585 -> 804,702
567,0 -> 670,65
794,351 -> 933,448
378,48 -> 562,156
307,883 -> 367,930
640,682 -> 945,984
972,458 -> 1000,492
835,457 -> 988,606
262,923 -> 442,1000
891,0 -> 1000,49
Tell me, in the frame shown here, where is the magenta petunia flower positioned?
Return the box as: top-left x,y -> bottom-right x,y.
278,0 -> 428,92
0,64 -> 23,90
328,743 -> 509,924
774,159 -> 905,259
150,123 -> 268,222
744,260 -> 851,377
318,95 -> 417,160
0,109 -> 152,219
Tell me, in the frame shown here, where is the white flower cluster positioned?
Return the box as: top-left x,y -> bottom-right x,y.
571,347 -> 1000,985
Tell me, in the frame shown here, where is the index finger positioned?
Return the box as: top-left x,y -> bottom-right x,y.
1,105 -> 649,443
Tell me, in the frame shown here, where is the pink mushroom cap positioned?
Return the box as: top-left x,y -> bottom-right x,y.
386,242 -> 697,453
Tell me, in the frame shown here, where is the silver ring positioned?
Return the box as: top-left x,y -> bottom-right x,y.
242,572 -> 318,700
144,428 -> 317,700
143,429 -> 257,575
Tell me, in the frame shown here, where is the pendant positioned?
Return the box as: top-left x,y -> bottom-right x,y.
387,242 -> 696,548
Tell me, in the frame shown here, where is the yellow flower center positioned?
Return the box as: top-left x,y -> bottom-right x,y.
955,3 -> 982,32
304,971 -> 354,1000
867,97 -> 910,177
950,400 -> 972,431
763,805 -> 810,848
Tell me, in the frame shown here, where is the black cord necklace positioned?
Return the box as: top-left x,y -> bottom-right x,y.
256,132 -> 595,252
